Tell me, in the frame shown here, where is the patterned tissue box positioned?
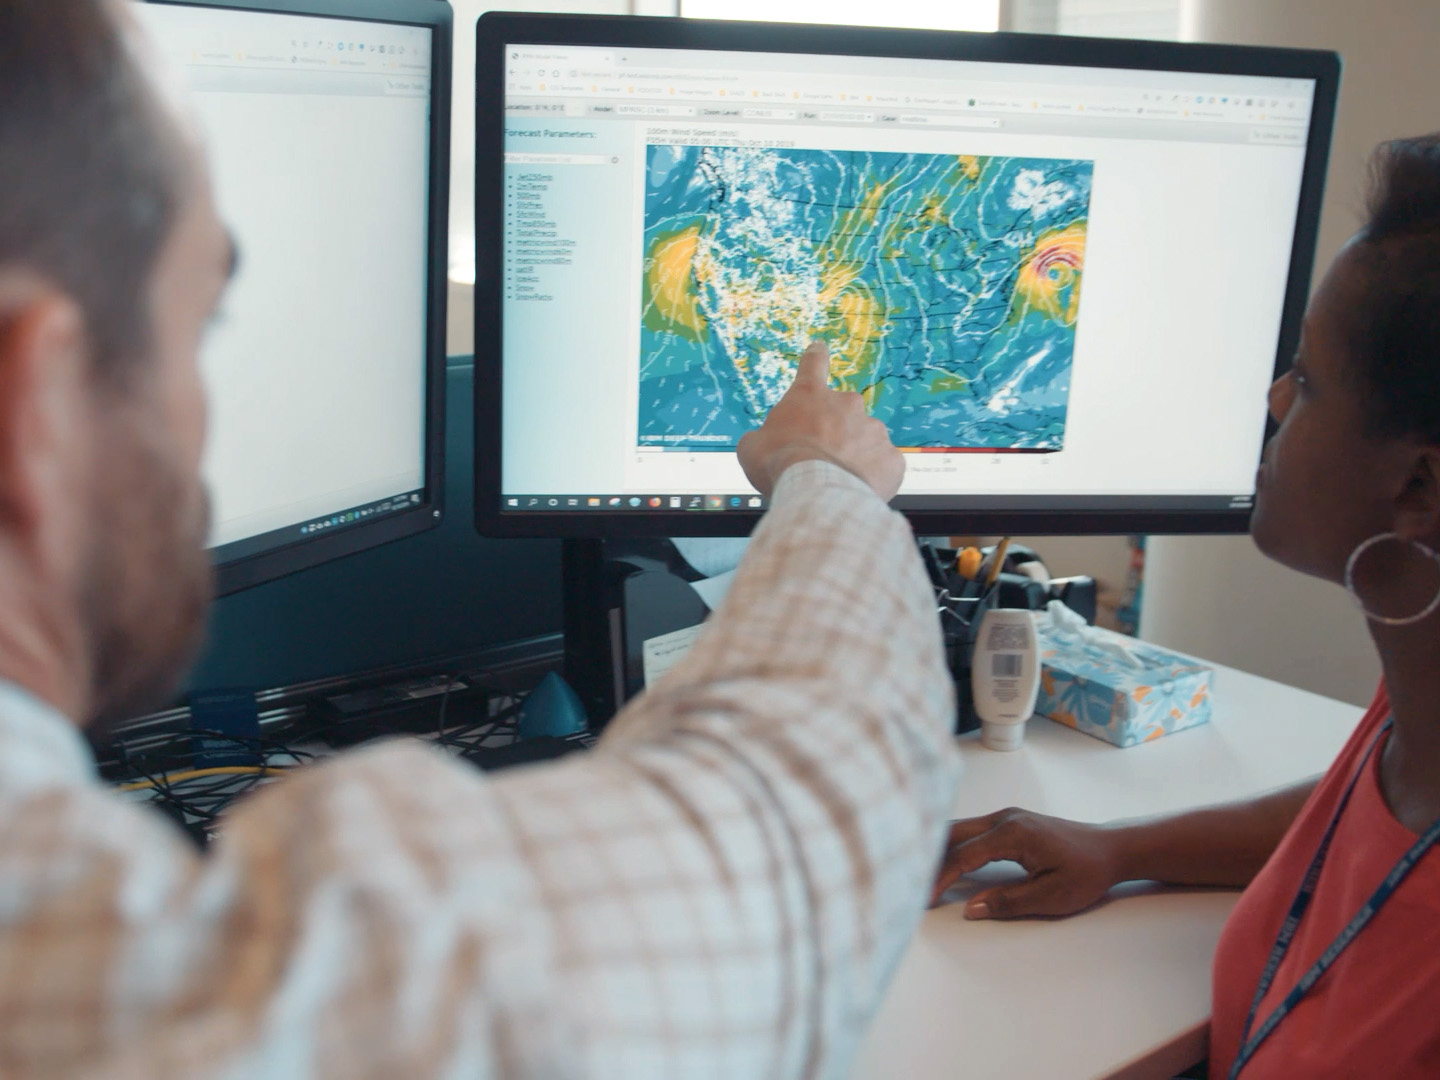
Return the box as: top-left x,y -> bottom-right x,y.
1036,621 -> 1212,748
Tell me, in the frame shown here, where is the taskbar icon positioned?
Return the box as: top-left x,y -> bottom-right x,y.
503,493 -> 767,512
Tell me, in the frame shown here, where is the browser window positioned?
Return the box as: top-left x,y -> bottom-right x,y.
136,4 -> 433,555
499,43 -> 1314,514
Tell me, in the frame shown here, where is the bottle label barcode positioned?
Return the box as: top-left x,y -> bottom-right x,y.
992,653 -> 1023,678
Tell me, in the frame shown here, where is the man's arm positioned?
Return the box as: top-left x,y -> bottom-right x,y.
527,456 -> 958,1076
0,342 -> 959,1079
485,341 -> 960,1074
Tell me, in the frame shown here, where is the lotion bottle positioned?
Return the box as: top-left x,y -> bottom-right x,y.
971,608 -> 1041,751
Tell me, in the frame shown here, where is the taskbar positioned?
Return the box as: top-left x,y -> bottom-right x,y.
890,493 -> 1256,512
502,491 -> 1254,514
295,490 -> 426,535
505,493 -> 767,512
210,489 -> 426,567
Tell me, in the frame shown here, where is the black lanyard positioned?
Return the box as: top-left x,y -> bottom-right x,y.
1229,717 -> 1440,1078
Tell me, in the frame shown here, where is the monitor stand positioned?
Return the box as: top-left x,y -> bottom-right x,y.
561,538 -> 711,725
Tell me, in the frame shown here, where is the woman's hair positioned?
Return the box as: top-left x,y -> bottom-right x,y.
1349,134 -> 1440,443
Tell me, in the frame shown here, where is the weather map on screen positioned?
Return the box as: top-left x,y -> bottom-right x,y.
637,146 -> 1092,453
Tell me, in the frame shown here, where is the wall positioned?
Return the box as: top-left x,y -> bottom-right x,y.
1139,0 -> 1440,706
1015,534 -> 1133,605
1003,1 -> 1182,39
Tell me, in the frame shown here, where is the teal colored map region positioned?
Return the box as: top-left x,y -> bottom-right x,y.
638,146 -> 1092,452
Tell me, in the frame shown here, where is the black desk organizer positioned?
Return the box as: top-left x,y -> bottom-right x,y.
940,586 -> 1001,735
925,543 -> 1097,735
927,549 -> 1000,736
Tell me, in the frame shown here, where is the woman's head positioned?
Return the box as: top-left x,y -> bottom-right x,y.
1343,135 -> 1440,444
1252,134 -> 1440,615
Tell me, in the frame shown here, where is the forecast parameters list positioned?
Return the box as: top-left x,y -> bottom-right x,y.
503,146 -> 624,302
506,165 -> 567,303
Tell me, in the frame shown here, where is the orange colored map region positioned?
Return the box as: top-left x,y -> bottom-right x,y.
643,222 -> 707,341
1015,222 -> 1087,325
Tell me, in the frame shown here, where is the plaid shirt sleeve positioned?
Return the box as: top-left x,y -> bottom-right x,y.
0,460 -> 960,1080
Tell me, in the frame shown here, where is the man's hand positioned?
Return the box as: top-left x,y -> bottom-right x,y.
737,340 -> 904,501
929,808 -> 1123,918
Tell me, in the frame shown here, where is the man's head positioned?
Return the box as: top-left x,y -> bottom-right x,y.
0,1 -> 229,723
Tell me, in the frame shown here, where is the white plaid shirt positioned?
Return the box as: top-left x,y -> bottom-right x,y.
0,461 -> 960,1079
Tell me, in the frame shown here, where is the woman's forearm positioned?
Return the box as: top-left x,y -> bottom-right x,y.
1105,778 -> 1319,888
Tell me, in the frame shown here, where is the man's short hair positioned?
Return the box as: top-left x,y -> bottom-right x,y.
0,0 -> 181,378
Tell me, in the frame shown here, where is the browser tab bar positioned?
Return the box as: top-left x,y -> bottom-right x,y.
503,42 -> 1314,143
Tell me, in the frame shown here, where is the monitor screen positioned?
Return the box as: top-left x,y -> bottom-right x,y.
137,0 -> 450,591
475,17 -> 1337,537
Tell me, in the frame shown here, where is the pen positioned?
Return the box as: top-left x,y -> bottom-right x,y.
983,537 -> 1012,588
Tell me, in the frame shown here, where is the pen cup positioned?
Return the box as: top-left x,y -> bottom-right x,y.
935,571 -> 1000,735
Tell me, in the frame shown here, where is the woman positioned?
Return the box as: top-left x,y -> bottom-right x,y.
931,132 -> 1440,1078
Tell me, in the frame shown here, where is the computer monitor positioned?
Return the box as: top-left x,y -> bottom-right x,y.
473,14 -> 1339,538
136,0 -> 451,593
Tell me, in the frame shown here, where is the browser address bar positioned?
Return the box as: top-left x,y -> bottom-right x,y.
623,68 -> 742,84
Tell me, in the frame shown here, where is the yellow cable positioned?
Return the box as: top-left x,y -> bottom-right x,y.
118,765 -> 291,792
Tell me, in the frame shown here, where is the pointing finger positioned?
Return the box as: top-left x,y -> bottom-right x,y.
793,339 -> 831,388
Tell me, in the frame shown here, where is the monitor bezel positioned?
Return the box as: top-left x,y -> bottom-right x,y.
473,12 -> 1340,539
142,0 -> 452,593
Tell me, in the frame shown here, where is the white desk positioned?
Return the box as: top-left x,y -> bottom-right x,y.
851,662 -> 1365,1080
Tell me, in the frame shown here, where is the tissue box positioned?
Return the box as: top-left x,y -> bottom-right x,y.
1037,622 -> 1212,748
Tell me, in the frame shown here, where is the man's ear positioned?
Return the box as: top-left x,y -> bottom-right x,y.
0,271 -> 92,537
1393,444 -> 1440,548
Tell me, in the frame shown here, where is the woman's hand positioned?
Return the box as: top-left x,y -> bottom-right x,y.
930,808 -> 1125,919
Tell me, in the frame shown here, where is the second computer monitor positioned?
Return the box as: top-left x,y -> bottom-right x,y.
138,0 -> 451,593
474,15 -> 1339,537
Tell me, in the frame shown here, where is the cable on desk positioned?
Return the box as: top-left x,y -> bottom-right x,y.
108,678 -> 541,845
432,697 -> 523,754
434,673 -> 457,740
119,765 -> 293,792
